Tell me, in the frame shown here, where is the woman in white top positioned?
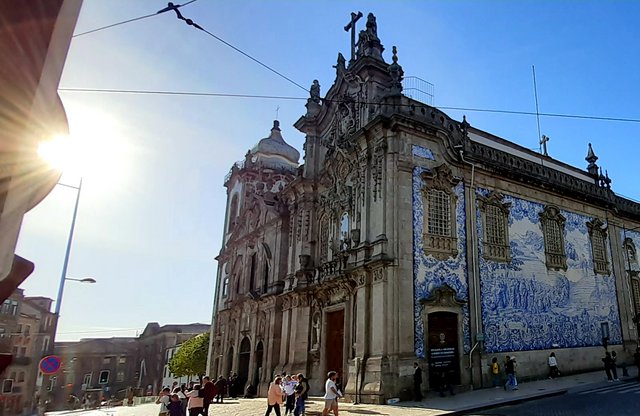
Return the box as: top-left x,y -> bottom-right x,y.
186,385 -> 204,416
548,352 -> 559,379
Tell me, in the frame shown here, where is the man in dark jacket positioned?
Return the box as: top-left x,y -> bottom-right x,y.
214,376 -> 227,403
201,376 -> 216,415
413,362 -> 423,401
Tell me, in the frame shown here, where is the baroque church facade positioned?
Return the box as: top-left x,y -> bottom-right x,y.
207,13 -> 640,403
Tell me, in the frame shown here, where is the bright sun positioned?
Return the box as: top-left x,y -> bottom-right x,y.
38,105 -> 130,191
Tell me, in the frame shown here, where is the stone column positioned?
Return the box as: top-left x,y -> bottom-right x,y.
288,293 -> 312,374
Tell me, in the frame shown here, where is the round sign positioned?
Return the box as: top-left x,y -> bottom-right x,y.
39,355 -> 62,375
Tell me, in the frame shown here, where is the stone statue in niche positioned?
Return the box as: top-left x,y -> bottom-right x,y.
311,312 -> 321,350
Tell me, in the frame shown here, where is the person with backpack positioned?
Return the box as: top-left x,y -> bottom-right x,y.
489,357 -> 500,387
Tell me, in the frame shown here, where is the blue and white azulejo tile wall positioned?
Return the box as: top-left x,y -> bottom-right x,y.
477,189 -> 622,353
412,145 -> 471,358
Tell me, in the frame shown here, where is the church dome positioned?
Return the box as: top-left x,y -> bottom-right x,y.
250,120 -> 300,168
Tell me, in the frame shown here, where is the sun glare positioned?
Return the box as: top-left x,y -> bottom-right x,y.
37,105 -> 130,192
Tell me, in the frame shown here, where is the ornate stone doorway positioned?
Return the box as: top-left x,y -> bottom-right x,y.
427,311 -> 460,388
325,309 -> 345,381
238,337 -> 251,393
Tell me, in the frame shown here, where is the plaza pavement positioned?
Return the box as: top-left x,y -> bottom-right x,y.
46,368 -> 640,416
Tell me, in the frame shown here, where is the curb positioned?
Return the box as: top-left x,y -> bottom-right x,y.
448,389 -> 569,415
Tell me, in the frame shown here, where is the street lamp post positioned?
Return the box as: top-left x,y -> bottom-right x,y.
53,178 -> 82,320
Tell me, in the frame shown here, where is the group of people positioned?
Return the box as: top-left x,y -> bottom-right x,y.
156,375 -> 232,416
265,372 -> 310,416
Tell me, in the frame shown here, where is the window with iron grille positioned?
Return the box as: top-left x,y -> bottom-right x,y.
427,189 -> 450,236
540,206 -> 567,270
587,219 -> 609,275
480,195 -> 511,262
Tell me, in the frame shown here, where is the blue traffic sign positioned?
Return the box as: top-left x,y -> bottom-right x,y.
39,355 -> 61,375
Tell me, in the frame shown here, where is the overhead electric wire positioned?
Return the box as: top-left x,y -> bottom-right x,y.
58,87 -> 640,124
163,4 -> 308,92
72,0 -> 199,38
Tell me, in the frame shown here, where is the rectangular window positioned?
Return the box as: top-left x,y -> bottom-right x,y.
10,301 -> 17,316
42,337 -> 50,352
16,324 -> 22,334
19,347 -> 26,357
427,189 -> 450,237
116,371 -> 125,382
12,346 -> 18,357
2,379 -> 13,393
83,373 -> 92,387
17,372 -> 24,383
98,370 -> 109,384
103,356 -> 112,364
118,357 -> 126,365
0,328 -> 5,338
24,325 -> 30,336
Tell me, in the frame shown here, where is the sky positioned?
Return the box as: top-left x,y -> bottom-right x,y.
15,1 -> 640,341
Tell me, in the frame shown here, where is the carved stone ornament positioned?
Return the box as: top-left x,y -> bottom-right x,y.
420,285 -> 466,308
420,164 -> 460,191
372,268 -> 385,283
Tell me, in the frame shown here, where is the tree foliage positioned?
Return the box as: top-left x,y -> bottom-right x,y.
168,332 -> 210,377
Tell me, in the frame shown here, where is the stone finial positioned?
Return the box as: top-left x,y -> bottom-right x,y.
310,80 -> 321,104
585,142 -> 599,177
387,46 -> 404,95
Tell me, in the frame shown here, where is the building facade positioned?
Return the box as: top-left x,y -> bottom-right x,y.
0,290 -> 56,415
53,322 -> 209,407
207,13 -> 640,403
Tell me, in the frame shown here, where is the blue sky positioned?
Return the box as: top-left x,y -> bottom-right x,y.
16,1 -> 640,341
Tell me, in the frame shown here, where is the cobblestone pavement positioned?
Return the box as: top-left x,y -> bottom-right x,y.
48,398 -> 455,416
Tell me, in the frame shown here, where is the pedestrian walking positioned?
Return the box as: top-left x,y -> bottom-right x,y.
322,371 -> 343,416
283,375 -> 296,415
167,394 -> 182,416
504,356 -> 518,391
214,376 -> 227,403
611,350 -> 620,381
602,351 -> 614,382
413,362 -> 423,401
293,373 -> 309,416
228,373 -> 238,398
490,357 -> 500,388
548,352 -> 560,379
156,387 -> 171,416
265,376 -> 284,416
172,387 -> 187,416
201,376 -> 215,415
186,385 -> 203,416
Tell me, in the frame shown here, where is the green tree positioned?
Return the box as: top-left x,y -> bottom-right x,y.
168,332 -> 210,377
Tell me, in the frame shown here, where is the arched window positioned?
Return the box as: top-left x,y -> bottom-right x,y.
539,206 -> 567,271
339,212 -> 350,250
228,194 -> 239,232
249,253 -> 257,292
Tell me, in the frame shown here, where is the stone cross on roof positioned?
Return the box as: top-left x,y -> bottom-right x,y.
344,11 -> 363,63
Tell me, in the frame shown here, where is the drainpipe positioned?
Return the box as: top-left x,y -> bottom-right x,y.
458,148 -> 482,388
